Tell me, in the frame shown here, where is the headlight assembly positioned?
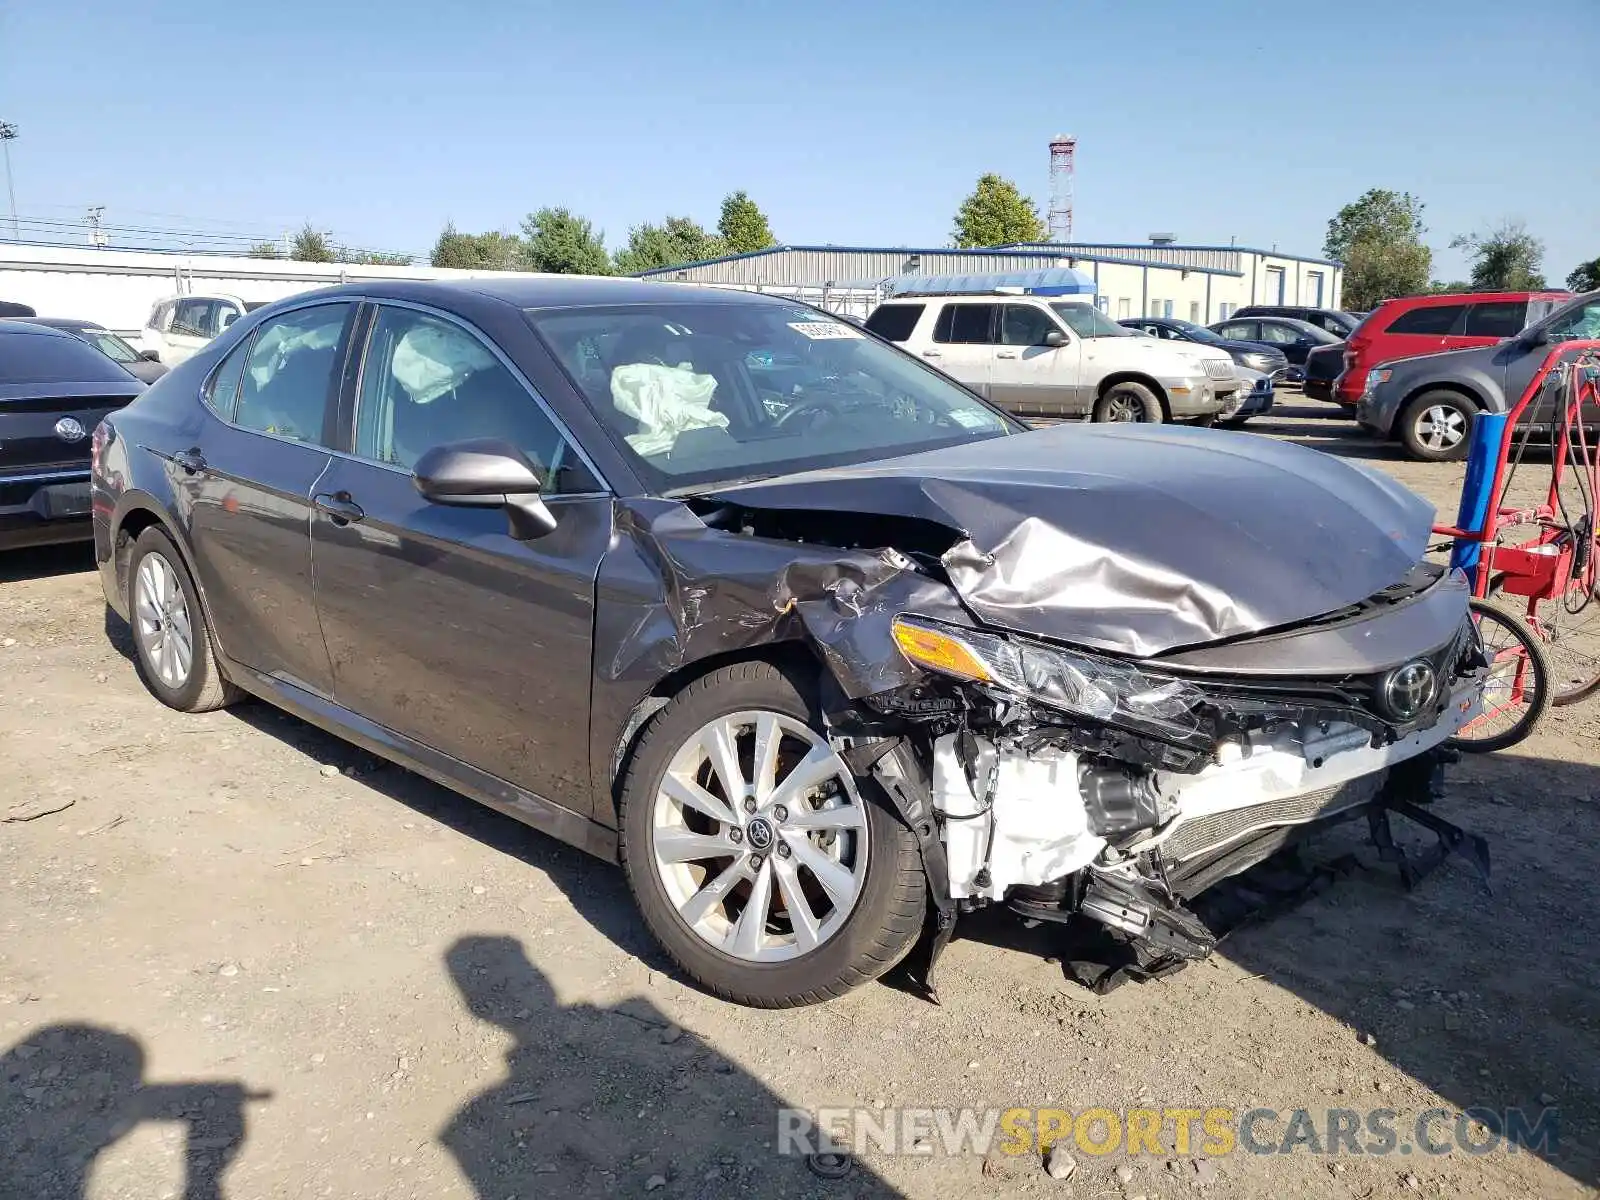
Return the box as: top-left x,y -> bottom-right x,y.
891,615 -> 1207,741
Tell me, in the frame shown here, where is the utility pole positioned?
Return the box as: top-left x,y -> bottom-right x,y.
86,205 -> 107,247
0,122 -> 18,241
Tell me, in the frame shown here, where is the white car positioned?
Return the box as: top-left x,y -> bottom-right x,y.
865,293 -> 1238,422
139,293 -> 265,365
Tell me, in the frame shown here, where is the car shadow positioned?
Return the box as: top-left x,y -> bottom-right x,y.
440,934 -> 900,1197
0,541 -> 95,583
0,1023 -> 270,1199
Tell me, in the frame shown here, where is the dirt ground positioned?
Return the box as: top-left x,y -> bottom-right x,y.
2,402 -> 1597,1200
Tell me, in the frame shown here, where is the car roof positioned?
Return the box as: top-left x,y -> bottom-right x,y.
293,275 -> 799,311
0,320 -> 77,340
1377,290 -> 1570,308
17,316 -> 104,332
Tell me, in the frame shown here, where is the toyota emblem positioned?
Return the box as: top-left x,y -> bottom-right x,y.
54,416 -> 87,443
1382,660 -> 1437,721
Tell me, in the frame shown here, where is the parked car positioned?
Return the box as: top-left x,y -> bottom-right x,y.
15,317 -> 169,384
0,301 -> 37,318
1118,316 -> 1289,378
865,294 -> 1237,422
1210,316 -> 1342,379
94,278 -> 1483,1007
1302,342 -> 1345,403
1333,291 -> 1570,409
1357,290 -> 1600,461
1229,306 -> 1361,338
140,293 -> 267,366
1,323 -> 145,550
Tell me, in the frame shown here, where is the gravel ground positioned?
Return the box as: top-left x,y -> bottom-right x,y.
2,402 -> 1596,1199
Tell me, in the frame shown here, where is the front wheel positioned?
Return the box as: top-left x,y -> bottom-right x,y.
1400,391 -> 1475,461
619,661 -> 926,1007
1449,598 -> 1551,753
1093,381 -> 1163,423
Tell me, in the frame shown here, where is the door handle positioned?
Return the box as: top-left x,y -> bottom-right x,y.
173,448 -> 207,475
921,350 -> 942,358
313,492 -> 365,525
996,351 -> 1018,359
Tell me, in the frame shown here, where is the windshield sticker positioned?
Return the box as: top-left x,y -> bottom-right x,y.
788,322 -> 862,340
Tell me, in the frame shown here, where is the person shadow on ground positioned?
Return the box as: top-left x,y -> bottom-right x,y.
0,1023 -> 267,1199
440,934 -> 900,1199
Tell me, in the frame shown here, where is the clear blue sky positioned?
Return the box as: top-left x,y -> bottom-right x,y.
2,0 -> 1595,280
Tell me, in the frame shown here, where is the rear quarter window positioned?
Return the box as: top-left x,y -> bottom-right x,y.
863,303 -> 925,342
0,331 -> 136,384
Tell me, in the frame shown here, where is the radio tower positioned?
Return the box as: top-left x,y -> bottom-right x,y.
1048,134 -> 1077,244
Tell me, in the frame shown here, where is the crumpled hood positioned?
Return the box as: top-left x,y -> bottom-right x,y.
707,423 -> 1434,657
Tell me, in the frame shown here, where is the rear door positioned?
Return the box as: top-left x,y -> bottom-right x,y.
1457,300 -> 1528,348
989,303 -> 1084,416
1213,320 -> 1261,344
1375,302 -> 1468,361
177,301 -> 357,695
919,303 -> 997,398
309,301 -> 611,809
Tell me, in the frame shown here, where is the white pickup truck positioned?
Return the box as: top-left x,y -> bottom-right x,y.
864,292 -> 1238,423
138,293 -> 267,365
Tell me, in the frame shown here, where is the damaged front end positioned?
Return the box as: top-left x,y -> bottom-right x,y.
831,568 -> 1488,997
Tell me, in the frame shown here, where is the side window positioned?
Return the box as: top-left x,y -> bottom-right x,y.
1214,322 -> 1248,340
1000,305 -> 1058,346
1463,301 -> 1527,338
933,304 -> 997,344
234,303 -> 353,445
863,303 -> 925,343
1257,323 -> 1302,345
207,338 -> 252,420
1386,305 -> 1466,336
355,307 -> 597,494
171,299 -> 207,337
1546,301 -> 1600,343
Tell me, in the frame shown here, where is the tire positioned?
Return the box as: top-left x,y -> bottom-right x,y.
1448,598 -> 1552,753
1189,413 -> 1218,428
618,660 -> 926,1007
127,526 -> 240,713
1093,381 -> 1163,424
1486,573 -> 1600,706
1400,390 -> 1475,462
1220,416 -> 1251,429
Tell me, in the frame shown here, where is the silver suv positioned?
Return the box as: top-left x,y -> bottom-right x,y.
1357,291 -> 1600,461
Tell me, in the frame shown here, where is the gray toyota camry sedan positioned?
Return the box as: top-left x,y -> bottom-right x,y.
92,278 -> 1485,1007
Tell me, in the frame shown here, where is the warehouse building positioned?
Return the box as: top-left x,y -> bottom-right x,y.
636,241 -> 1343,323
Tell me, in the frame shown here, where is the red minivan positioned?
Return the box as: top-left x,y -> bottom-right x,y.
1334,290 -> 1570,407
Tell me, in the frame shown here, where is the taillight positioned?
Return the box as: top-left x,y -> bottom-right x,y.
90,421 -> 109,475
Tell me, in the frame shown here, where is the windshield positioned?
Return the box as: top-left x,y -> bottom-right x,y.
85,331 -> 139,363
529,302 -> 1019,491
1168,319 -> 1224,343
1049,303 -> 1128,338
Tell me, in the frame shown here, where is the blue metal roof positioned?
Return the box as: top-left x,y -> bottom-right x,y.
886,268 -> 1096,296
631,243 -> 1246,279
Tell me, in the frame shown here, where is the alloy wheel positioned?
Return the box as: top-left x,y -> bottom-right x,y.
134,552 -> 194,689
1415,404 -> 1467,452
1105,394 -> 1145,422
650,710 -> 869,963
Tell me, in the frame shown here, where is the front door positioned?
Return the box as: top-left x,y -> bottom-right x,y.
989,303 -> 1085,415
1512,297 -> 1600,427
919,302 -> 996,401
309,303 -> 611,810
175,301 -> 355,695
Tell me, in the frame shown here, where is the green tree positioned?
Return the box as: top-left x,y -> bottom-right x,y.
520,208 -> 611,275
290,223 -> 335,263
430,224 -> 526,270
951,174 -> 1044,248
717,190 -> 776,254
248,241 -> 280,259
613,216 -> 726,274
1323,188 -> 1432,309
1566,256 -> 1600,293
1450,220 -> 1546,291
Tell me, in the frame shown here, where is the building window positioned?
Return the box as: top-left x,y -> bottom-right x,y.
1163,300 -> 1174,318
1189,301 -> 1200,322
1148,298 -> 1162,317
1095,294 -> 1109,312
1117,297 -> 1131,318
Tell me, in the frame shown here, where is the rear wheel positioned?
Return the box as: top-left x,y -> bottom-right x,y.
1400,391 -> 1475,462
1093,381 -> 1163,423
619,661 -> 925,1007
1449,598 -> 1551,753
127,527 -> 239,713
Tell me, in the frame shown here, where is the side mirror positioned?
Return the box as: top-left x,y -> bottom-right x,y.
220,311 -> 240,330
139,349 -> 161,362
1043,329 -> 1067,348
412,438 -> 557,540
1520,326 -> 1551,348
